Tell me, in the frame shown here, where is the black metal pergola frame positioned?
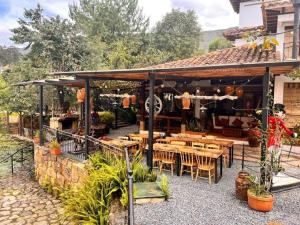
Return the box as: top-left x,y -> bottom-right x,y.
46,60 -> 300,170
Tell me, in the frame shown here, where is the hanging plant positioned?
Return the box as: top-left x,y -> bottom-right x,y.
244,30 -> 279,52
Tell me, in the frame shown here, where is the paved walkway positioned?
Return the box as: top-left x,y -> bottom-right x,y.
0,170 -> 69,225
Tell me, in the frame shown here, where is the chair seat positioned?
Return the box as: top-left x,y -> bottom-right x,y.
162,159 -> 176,164
197,165 -> 214,171
182,162 -> 197,167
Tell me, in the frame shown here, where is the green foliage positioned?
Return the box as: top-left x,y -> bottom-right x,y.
160,175 -> 170,199
152,9 -> 201,61
11,4 -> 89,72
0,46 -> 21,65
62,152 -> 157,224
99,111 -> 115,128
49,139 -> 60,149
208,37 -> 232,52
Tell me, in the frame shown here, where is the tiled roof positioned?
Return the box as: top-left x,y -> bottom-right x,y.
223,26 -> 265,41
147,45 -> 280,69
263,0 -> 292,10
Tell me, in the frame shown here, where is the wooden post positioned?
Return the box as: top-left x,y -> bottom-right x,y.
147,73 -> 155,170
293,1 -> 300,59
84,79 -> 91,159
39,85 -> 44,146
181,110 -> 187,133
139,82 -> 146,130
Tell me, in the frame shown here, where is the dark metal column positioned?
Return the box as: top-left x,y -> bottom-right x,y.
261,67 -> 270,163
84,79 -> 91,159
39,85 -> 44,146
293,0 -> 300,59
139,82 -> 146,130
147,73 -> 155,170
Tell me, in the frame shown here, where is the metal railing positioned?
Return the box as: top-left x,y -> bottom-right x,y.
43,125 -> 86,161
41,126 -> 135,224
0,144 -> 34,174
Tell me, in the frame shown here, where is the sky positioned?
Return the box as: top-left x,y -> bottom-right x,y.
0,0 -> 239,47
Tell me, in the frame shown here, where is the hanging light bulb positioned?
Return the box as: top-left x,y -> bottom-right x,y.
200,106 -> 207,113
217,88 -> 221,93
196,89 -> 200,94
160,84 -> 164,88
122,93 -> 130,108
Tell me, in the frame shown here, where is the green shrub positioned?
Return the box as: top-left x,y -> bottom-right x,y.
99,111 -> 115,128
62,152 -> 157,225
160,175 -> 170,199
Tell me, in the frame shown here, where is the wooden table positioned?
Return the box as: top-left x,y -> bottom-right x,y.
153,143 -> 223,183
162,137 -> 234,168
100,139 -> 140,155
129,133 -> 160,145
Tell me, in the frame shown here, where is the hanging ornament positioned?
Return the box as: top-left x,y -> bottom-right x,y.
182,92 -> 191,110
145,95 -> 163,115
225,85 -> 234,95
236,87 -> 244,98
131,95 -> 137,105
77,88 -> 85,103
122,93 -> 130,108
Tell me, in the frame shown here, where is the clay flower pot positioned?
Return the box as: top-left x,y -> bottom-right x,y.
247,189 -> 274,212
51,148 -> 61,155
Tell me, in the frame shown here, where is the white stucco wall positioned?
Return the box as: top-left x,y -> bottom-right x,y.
239,1 -> 263,28
274,75 -> 300,104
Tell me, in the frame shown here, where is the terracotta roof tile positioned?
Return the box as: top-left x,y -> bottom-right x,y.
223,26 -> 265,41
147,45 -> 281,69
263,0 -> 292,10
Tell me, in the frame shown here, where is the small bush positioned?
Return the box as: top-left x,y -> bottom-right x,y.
99,111 -> 115,128
160,175 -> 170,199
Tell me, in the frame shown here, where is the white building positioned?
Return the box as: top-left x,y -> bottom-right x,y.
225,0 -> 300,126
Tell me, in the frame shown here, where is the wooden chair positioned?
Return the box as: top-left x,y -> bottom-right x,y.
156,139 -> 170,144
179,149 -> 197,180
130,136 -> 144,151
159,150 -> 176,175
153,149 -> 162,168
192,142 -> 205,149
206,144 -> 220,150
170,140 -> 186,146
194,153 -> 214,185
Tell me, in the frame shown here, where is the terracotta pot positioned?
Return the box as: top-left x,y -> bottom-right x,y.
182,92 -> 190,110
34,137 -> 40,144
77,88 -> 86,103
122,97 -> 130,108
247,189 -> 274,212
235,171 -> 250,201
51,148 -> 61,155
225,85 -> 234,95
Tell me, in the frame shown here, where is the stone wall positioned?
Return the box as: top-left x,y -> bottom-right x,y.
34,145 -> 87,190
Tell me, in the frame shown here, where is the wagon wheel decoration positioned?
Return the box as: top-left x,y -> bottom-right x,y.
145,95 -> 163,115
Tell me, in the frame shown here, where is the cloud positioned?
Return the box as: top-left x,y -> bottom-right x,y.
0,0 -> 238,46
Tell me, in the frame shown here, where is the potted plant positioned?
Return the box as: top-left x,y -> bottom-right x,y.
49,139 -> 61,155
248,128 -> 262,147
247,165 -> 274,212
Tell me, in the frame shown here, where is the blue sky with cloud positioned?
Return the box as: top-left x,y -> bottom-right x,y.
0,0 -> 238,47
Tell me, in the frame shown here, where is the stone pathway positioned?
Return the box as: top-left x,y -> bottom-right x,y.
0,170 -> 69,225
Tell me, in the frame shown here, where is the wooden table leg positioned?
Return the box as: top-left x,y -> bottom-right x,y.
176,153 -> 181,176
214,158 -> 218,183
228,147 -> 232,168
214,155 -> 223,183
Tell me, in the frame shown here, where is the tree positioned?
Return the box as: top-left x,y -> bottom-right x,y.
69,0 -> 149,43
208,37 -> 232,52
11,4 -> 89,72
0,46 -> 21,66
152,9 -> 201,61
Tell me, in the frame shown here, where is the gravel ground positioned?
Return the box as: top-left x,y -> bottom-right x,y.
135,162 -> 300,225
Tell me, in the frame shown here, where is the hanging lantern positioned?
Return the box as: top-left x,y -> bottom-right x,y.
122,93 -> 130,108
131,95 -> 137,105
236,87 -> 244,98
225,85 -> 234,95
182,92 -> 191,110
77,88 -> 85,103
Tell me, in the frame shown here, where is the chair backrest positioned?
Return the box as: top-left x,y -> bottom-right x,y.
195,153 -> 213,168
156,139 -> 170,144
170,140 -> 186,146
153,149 -> 162,160
192,142 -> 205,149
206,144 -> 220,150
180,149 -> 194,165
206,135 -> 216,140
130,136 -> 143,142
160,150 -> 175,161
